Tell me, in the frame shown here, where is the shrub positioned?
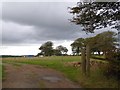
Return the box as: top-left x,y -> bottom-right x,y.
103,50 -> 120,80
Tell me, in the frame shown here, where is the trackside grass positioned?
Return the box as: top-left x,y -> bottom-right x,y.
2,56 -> 119,88
0,65 -> 2,80
0,63 -> 1,89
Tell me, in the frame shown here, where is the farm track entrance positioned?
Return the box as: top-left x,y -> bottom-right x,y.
2,63 -> 80,88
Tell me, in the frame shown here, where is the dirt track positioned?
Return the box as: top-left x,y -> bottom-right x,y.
2,63 -> 80,88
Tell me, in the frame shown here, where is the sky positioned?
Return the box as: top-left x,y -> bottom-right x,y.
0,0 -> 118,55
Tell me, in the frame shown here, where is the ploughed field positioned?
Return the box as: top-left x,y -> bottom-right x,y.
2,56 -> 119,88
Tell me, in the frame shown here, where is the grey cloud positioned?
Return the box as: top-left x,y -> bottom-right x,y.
2,2 -> 73,27
2,2 -> 112,45
2,2 -> 84,45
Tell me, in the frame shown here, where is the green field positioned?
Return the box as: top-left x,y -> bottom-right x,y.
2,56 -> 119,88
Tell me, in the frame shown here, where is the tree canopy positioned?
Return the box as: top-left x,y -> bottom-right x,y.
69,1 -> 120,33
38,42 -> 68,56
71,31 -> 117,59
39,41 -> 53,56
56,45 -> 68,55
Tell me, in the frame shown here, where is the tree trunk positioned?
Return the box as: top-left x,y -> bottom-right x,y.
77,47 -> 80,56
81,47 -> 86,75
86,44 -> 90,76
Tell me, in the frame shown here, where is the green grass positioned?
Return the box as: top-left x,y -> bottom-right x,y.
2,65 -> 5,81
0,58 -> 2,81
0,64 -> 2,80
0,63 -> 5,81
2,56 -> 119,88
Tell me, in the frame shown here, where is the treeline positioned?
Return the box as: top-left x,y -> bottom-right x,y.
37,31 -> 119,58
1,55 -> 23,58
71,31 -> 118,60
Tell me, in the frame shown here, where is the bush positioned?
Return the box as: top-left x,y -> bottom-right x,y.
103,50 -> 120,80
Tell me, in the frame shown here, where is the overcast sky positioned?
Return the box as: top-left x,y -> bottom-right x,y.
1,1 -> 118,55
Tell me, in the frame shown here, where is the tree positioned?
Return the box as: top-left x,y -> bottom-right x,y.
63,47 -> 68,55
69,1 -> 120,33
56,45 -> 68,55
53,49 -> 61,56
39,41 -> 53,56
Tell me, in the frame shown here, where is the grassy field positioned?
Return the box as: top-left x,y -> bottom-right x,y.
2,56 -> 119,88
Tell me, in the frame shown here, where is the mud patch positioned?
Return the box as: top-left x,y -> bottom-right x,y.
42,76 -> 62,83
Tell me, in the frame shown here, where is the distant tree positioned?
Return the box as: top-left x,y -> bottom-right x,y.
39,41 -> 53,56
53,49 -> 61,56
63,47 -> 68,55
56,45 -> 68,55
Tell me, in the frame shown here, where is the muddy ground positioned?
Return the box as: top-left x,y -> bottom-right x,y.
2,63 -> 80,88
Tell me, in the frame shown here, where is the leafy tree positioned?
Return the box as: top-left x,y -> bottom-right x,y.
56,45 -> 68,55
63,47 -> 68,55
53,49 -> 61,56
69,1 -> 120,33
39,41 -> 53,56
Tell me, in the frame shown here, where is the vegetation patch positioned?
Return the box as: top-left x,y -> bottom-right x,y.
2,65 -> 5,81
